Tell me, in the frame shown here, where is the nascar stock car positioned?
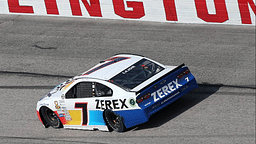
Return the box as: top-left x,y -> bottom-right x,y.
36,54 -> 198,132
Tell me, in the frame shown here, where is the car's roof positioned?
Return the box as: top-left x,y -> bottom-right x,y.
78,54 -> 144,80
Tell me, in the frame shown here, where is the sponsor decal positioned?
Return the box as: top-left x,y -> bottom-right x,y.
56,106 -> 72,123
152,103 -> 161,110
95,99 -> 129,110
61,80 -> 75,91
129,98 -> 136,107
161,92 -> 179,105
39,103 -> 49,106
54,101 -> 61,109
61,94 -> 65,99
144,102 -> 151,107
122,66 -> 136,74
152,78 -> 182,102
59,114 -> 65,117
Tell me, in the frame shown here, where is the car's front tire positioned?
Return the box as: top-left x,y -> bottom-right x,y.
40,107 -> 63,129
104,109 -> 125,132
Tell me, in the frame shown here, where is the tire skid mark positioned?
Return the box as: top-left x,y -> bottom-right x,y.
0,71 -> 254,96
0,86 -> 55,89
33,44 -> 57,50
0,71 -> 72,78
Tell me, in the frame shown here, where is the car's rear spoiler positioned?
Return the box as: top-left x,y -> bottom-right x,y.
135,63 -> 185,95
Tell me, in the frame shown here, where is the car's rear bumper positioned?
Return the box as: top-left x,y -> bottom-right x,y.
146,78 -> 198,117
117,77 -> 198,129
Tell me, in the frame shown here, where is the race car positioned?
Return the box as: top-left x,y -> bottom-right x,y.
36,54 -> 198,132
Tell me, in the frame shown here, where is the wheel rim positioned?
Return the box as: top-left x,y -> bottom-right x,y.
107,112 -> 122,130
45,109 -> 59,126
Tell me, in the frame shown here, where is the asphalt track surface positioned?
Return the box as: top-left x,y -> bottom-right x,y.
0,14 -> 255,144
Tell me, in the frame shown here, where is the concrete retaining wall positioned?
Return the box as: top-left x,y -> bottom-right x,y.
0,0 -> 255,25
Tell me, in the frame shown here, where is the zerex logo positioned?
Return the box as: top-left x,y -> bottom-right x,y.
95,99 -> 128,110
152,79 -> 182,102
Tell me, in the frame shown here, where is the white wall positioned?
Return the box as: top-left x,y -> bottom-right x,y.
0,0 -> 255,25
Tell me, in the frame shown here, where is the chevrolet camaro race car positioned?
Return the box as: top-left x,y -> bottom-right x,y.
36,54 -> 198,132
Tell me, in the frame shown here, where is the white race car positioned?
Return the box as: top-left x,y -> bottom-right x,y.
36,54 -> 198,132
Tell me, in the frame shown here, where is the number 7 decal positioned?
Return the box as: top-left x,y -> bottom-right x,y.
185,77 -> 189,82
75,103 -> 88,126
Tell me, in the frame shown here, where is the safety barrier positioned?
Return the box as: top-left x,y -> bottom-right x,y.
0,0 -> 255,25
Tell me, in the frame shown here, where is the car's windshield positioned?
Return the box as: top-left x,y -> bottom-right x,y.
109,59 -> 164,90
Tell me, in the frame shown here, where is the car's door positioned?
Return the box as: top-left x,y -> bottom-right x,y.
63,81 -> 94,127
62,80 -> 114,129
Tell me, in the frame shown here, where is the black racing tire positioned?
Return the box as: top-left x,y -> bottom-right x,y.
104,109 -> 125,132
40,107 -> 63,129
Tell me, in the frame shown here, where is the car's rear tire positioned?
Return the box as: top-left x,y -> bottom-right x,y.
41,107 -> 63,129
104,109 -> 125,132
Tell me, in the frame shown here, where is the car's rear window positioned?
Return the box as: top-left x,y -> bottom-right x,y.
109,59 -> 164,90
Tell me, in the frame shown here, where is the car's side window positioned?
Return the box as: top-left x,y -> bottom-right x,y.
66,82 -> 93,99
93,82 -> 113,97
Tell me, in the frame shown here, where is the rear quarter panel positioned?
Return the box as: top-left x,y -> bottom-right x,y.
136,65 -> 198,118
